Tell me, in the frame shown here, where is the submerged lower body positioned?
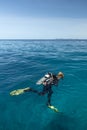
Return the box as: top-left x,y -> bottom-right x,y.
10,87 -> 59,112
24,86 -> 53,106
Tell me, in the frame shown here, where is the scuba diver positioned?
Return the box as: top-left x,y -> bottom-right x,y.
10,72 -> 64,109
24,71 -> 64,106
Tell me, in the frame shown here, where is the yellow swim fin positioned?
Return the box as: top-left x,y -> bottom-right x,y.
48,105 -> 59,113
10,87 -> 30,96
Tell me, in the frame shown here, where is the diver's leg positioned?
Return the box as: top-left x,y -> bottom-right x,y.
24,88 -> 40,94
38,86 -> 48,95
47,89 -> 53,106
24,87 -> 46,95
24,85 -> 48,96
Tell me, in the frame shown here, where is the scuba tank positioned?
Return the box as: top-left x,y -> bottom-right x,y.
36,73 -> 52,85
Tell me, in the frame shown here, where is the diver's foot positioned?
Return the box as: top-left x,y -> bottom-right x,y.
47,103 -> 51,107
24,87 -> 32,92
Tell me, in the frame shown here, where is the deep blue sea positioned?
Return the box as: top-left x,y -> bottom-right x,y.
0,40 -> 87,130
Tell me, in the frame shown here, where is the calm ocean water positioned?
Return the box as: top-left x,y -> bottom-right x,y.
0,40 -> 87,130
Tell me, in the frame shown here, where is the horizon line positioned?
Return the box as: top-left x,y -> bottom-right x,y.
0,38 -> 87,40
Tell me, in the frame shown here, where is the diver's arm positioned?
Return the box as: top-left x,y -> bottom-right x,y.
52,78 -> 59,86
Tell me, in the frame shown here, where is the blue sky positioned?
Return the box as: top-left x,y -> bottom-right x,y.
0,0 -> 87,39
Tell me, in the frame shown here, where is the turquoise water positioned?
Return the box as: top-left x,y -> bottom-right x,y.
0,40 -> 87,130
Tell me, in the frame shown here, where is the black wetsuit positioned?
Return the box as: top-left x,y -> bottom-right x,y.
24,73 -> 58,106
40,74 -> 58,105
41,84 -> 53,106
